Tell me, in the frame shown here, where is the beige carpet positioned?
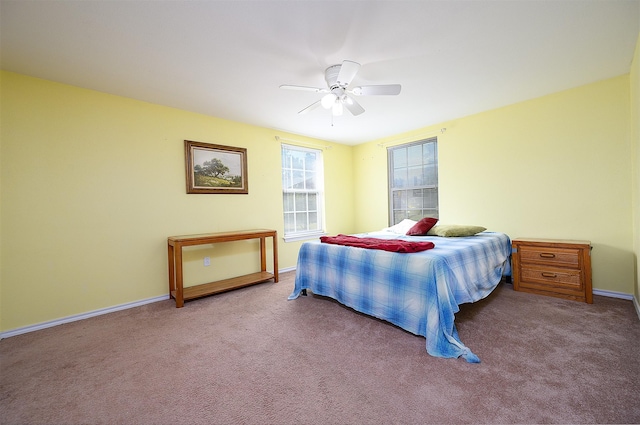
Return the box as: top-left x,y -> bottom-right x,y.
1,270 -> 639,424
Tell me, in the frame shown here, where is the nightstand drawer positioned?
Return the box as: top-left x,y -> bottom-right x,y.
520,265 -> 582,289
518,246 -> 581,268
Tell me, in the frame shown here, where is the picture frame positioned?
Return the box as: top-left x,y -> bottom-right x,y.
184,140 -> 248,194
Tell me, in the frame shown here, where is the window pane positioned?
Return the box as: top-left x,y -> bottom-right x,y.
423,208 -> 438,217
305,152 -> 317,171
423,188 -> 438,209
295,212 -> 307,231
292,170 -> 304,189
284,213 -> 295,233
393,190 -> 407,209
423,164 -> 437,186
294,193 -> 307,211
393,210 -> 408,223
393,148 -> 407,169
408,189 -> 423,210
423,142 -> 436,164
309,212 -> 318,229
283,193 -> 294,212
394,168 -> 408,188
407,210 -> 424,221
407,144 -> 422,166
408,166 -> 423,187
290,150 -> 306,169
308,193 -> 317,211
305,171 -> 316,190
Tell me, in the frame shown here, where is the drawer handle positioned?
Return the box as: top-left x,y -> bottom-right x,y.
539,253 -> 556,258
541,272 -> 557,278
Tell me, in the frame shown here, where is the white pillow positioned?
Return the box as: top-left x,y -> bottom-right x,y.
382,219 -> 417,235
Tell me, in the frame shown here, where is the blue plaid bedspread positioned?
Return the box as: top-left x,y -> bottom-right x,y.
288,231 -> 511,363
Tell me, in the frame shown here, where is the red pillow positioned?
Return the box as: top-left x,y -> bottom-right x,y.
406,217 -> 438,236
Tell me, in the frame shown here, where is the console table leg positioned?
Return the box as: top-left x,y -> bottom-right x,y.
175,245 -> 184,308
259,237 -> 266,272
272,235 -> 279,282
167,243 -> 176,297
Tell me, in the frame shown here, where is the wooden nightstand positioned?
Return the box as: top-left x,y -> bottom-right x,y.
511,238 -> 592,303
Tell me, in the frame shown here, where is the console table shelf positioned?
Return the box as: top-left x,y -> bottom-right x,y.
167,229 -> 278,308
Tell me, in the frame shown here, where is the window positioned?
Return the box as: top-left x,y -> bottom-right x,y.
388,138 -> 438,225
281,144 -> 325,241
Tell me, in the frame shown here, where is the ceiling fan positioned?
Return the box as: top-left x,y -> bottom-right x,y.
280,60 -> 401,117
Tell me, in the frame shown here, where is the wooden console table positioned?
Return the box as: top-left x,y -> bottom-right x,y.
167,229 -> 278,308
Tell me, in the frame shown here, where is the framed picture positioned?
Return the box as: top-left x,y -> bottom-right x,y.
184,140 -> 248,194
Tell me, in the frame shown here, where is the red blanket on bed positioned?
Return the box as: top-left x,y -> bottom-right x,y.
320,234 -> 435,253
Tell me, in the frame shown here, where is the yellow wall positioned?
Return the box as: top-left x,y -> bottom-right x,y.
1,65 -> 638,333
0,71 -> 354,331
632,32 -> 640,305
354,75 -> 634,295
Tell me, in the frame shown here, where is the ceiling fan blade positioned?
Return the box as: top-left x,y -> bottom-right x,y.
343,96 -> 365,116
351,84 -> 401,96
298,100 -> 322,115
280,85 -> 328,93
336,60 -> 360,87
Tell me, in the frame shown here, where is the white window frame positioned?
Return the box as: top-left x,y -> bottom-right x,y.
281,143 -> 326,242
387,138 -> 439,225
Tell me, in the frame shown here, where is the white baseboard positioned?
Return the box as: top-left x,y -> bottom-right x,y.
279,266 -> 296,273
0,294 -> 169,339
592,288 -> 634,300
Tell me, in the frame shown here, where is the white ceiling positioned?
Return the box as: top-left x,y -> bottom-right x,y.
1,0 -> 638,145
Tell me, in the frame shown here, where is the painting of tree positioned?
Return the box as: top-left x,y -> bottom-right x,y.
185,140 -> 248,194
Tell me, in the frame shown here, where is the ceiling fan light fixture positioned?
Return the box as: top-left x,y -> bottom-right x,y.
321,93 -> 336,109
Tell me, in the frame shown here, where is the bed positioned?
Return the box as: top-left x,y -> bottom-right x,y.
288,222 -> 511,363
